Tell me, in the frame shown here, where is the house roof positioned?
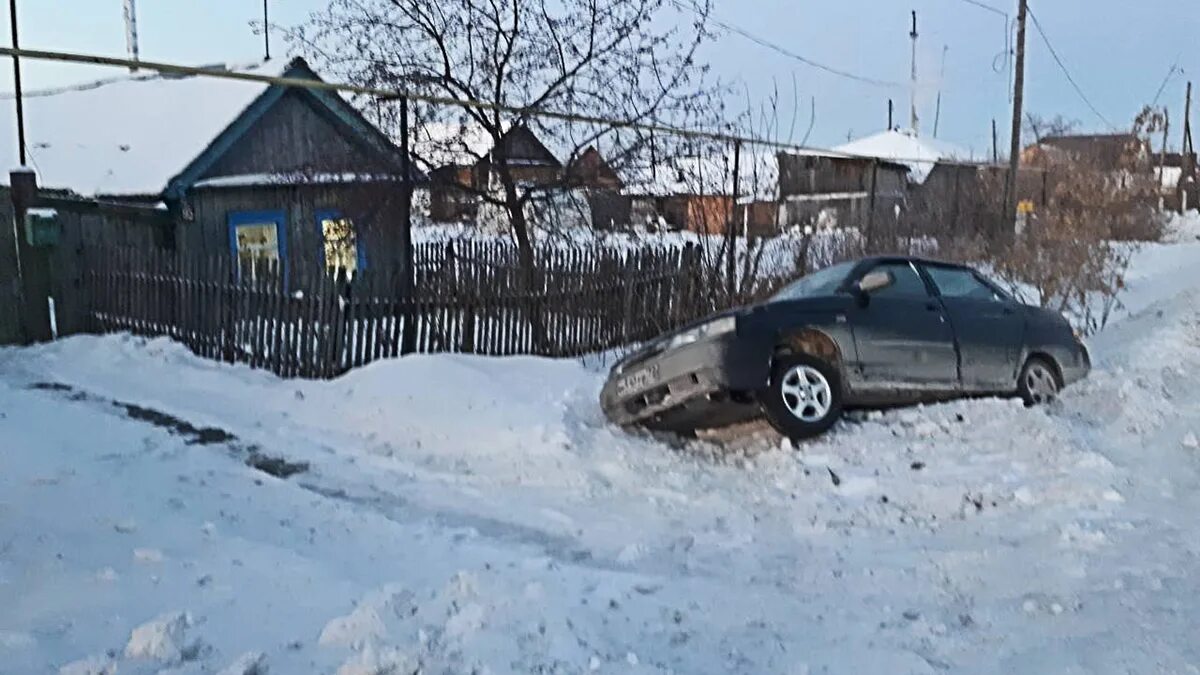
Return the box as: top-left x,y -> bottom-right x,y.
834,129 -> 969,184
478,126 -> 562,168
2,58 -> 410,198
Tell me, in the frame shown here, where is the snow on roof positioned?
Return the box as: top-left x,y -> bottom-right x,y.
834,129 -> 970,184
0,60 -> 285,197
409,121 -> 495,169
624,151 -> 779,200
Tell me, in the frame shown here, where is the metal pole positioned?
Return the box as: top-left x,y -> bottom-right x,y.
9,0 -> 26,166
399,94 -> 416,355
1004,0 -> 1028,228
933,45 -> 947,138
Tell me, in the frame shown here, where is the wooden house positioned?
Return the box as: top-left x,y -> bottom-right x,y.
3,58 -> 419,280
776,150 -> 908,228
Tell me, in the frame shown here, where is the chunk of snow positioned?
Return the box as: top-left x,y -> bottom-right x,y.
1182,432 -> 1198,449
334,644 -> 417,675
124,611 -> 192,662
626,651 -> 640,665
58,656 -> 115,675
133,547 -> 164,563
319,585 -> 412,650
216,651 -> 267,675
95,567 -> 118,582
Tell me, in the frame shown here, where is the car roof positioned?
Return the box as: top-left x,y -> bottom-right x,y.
856,255 -> 974,271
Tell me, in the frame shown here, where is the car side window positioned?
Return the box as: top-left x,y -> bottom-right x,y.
924,266 -> 1004,302
865,262 -> 930,298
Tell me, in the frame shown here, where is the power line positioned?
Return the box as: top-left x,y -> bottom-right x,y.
943,0 -> 1007,17
666,0 -> 902,88
1027,8 -> 1116,130
0,45 -> 1006,168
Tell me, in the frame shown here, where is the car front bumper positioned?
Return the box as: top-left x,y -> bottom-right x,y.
1061,340 -> 1091,386
600,335 -> 767,430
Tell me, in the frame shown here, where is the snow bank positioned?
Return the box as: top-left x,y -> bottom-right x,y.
4,239 -> 1200,672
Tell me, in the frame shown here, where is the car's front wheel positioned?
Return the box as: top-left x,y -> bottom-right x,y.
760,354 -> 844,441
1018,357 -> 1060,406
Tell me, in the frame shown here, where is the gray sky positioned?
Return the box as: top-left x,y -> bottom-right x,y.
2,0 -> 1197,157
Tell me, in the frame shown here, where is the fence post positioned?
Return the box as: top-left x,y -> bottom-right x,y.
619,256 -> 636,346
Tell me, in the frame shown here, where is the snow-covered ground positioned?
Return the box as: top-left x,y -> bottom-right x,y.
2,239 -> 1200,674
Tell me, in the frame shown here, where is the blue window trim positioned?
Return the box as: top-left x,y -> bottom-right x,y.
227,210 -> 288,282
315,208 -> 367,271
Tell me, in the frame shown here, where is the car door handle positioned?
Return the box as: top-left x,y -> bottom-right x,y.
925,302 -> 940,312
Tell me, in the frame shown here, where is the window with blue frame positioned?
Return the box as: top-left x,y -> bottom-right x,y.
228,210 -> 287,278
315,208 -> 365,274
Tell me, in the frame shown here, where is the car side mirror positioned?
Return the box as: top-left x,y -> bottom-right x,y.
857,270 -> 893,294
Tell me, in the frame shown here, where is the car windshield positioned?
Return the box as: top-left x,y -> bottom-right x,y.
770,262 -> 855,301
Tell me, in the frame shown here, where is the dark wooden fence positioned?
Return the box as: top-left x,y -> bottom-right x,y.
82,241 -> 717,378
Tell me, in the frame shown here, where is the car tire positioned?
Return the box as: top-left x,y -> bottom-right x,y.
760,353 -> 844,441
1017,356 -> 1061,407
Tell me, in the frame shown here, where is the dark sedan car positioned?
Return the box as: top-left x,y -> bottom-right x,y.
601,256 -> 1090,440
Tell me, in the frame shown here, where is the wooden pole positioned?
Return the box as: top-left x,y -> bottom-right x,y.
262,0 -> 270,61
726,141 -> 741,300
399,95 -> 416,355
1160,107 -> 1170,207
1004,0 -> 1028,227
909,11 -> 919,133
992,119 -> 999,164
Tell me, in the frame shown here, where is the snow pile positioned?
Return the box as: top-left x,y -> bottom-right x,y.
3,238 -> 1200,672
1164,210 -> 1200,242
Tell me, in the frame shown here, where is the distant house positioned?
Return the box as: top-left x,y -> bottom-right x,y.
426,125 -> 622,227
776,149 -> 908,228
1025,133 -> 1149,171
624,152 -> 779,235
2,58 -> 419,279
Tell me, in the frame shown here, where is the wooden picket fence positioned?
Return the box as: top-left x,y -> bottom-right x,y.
82,241 -> 716,378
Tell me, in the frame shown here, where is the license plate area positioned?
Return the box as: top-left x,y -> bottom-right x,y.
617,364 -> 660,397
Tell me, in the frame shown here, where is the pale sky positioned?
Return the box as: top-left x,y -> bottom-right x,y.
2,0 -> 1197,159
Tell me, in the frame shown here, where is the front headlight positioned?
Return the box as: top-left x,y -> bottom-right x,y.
665,316 -> 737,350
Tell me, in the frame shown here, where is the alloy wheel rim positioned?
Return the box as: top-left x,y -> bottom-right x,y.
1025,363 -> 1059,404
780,365 -> 833,423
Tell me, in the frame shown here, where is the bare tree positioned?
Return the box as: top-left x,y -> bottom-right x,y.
1023,113 -> 1079,143
290,0 -> 719,264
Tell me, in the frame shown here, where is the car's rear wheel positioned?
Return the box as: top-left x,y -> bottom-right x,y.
760,354 -> 843,441
1018,357 -> 1060,406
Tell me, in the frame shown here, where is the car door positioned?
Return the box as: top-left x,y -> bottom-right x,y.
920,264 -> 1026,391
849,261 -> 958,389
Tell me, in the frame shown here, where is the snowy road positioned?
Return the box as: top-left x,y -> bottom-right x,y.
2,243 -> 1200,674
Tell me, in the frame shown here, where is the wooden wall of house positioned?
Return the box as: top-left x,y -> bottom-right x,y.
201,91 -> 387,179
180,182 -> 407,282
778,154 -> 908,199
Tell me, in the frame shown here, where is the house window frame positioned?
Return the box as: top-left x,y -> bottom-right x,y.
315,207 -> 367,273
227,209 -> 288,280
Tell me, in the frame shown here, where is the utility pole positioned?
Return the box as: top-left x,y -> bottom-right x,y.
992,119 -> 999,163
909,10 -> 919,133
262,0 -> 270,60
399,94 -> 416,355
933,45 -> 948,138
1183,81 -> 1194,210
888,99 -> 894,131
123,0 -> 139,71
1159,107 -> 1170,202
8,0 -> 25,166
1004,0 -> 1028,227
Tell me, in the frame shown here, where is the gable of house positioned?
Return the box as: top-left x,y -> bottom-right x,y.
168,58 -> 412,195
